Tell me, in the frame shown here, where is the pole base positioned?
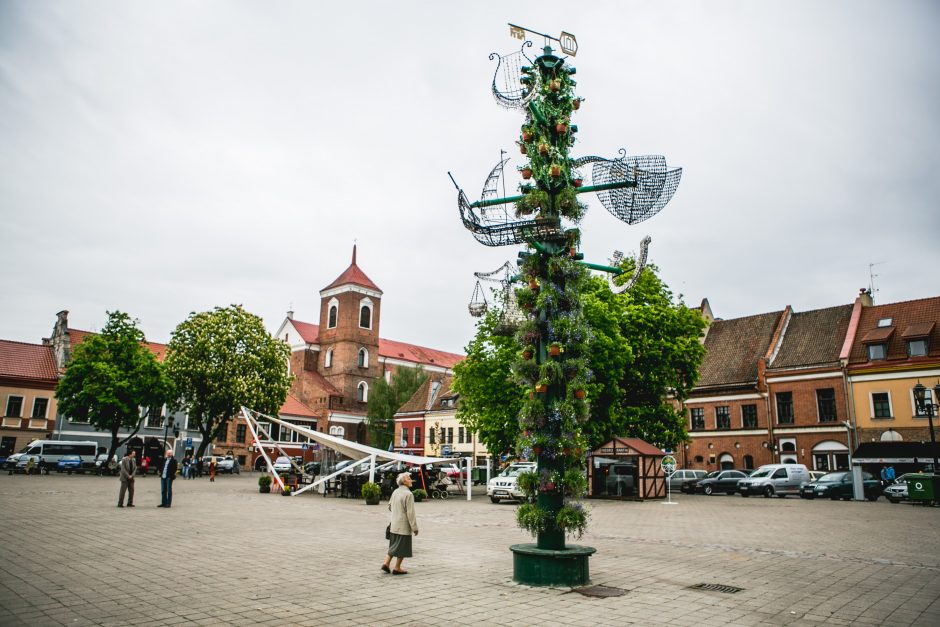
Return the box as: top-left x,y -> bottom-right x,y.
510,543 -> 596,587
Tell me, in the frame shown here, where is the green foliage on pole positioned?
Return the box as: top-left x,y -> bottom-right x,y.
367,366 -> 428,451
55,310 -> 171,465
164,305 -> 291,458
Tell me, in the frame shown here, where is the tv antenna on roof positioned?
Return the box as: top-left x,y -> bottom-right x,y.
868,261 -> 884,303
508,23 -> 578,56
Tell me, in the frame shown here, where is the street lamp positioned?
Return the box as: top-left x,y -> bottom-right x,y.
162,414 -> 176,452
912,383 -> 940,471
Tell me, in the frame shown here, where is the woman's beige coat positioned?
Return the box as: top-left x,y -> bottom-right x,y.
389,485 -> 418,535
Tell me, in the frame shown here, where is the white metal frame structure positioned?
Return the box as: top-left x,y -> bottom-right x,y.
242,407 -> 476,500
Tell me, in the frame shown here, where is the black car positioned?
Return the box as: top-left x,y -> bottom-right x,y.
688,470 -> 750,495
799,471 -> 882,501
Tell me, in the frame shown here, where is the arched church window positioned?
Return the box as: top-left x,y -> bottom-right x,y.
357,381 -> 368,402
358,348 -> 369,368
359,298 -> 373,329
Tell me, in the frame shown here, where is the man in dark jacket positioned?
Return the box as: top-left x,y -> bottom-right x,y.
118,450 -> 136,507
158,450 -> 178,508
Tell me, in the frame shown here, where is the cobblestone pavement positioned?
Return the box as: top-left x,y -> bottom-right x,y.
0,473 -> 938,626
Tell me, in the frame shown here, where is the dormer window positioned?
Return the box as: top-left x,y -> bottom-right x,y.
327,297 -> 339,329
358,348 -> 369,368
868,344 -> 887,361
902,323 -> 933,358
359,297 -> 373,329
908,339 -> 928,357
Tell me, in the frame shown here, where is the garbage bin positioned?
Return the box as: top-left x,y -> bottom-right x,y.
905,474 -> 939,505
471,467 -> 486,485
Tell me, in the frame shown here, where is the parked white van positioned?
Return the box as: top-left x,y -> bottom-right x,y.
18,440 -> 99,471
737,463 -> 810,498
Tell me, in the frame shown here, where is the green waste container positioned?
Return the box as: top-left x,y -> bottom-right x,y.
906,474 -> 939,504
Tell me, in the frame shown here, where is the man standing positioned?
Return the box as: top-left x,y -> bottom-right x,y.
158,450 -> 178,508
118,450 -> 136,507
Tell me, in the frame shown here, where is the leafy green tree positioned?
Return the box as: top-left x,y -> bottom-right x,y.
452,309 -> 524,459
165,305 -> 291,458
454,262 -> 706,454
55,311 -> 171,464
366,366 -> 428,451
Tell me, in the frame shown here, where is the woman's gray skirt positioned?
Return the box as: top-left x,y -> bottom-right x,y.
387,532 -> 413,558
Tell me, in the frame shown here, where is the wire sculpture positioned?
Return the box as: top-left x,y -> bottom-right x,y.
471,261 -> 525,333
452,159 -> 564,248
592,150 -> 682,226
489,42 -> 539,110
607,236 -> 652,294
468,280 -> 488,317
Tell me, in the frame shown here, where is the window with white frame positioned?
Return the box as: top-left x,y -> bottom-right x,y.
145,406 -> 163,428
871,392 -> 892,419
358,348 -> 369,368
816,388 -> 837,422
5,395 -> 23,417
359,298 -> 373,329
401,427 -> 409,447
741,404 -> 758,428
327,298 -> 339,329
324,348 -> 333,368
907,339 -> 928,357
30,398 -> 49,419
357,381 -> 368,402
414,426 -> 421,445
329,426 -> 345,437
690,407 -> 705,430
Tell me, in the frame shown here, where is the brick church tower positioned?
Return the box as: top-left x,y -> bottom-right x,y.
317,245 -> 383,411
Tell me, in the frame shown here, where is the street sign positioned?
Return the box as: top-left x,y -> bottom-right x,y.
661,454 -> 677,475
185,438 -> 193,448
443,446 -> 452,455
301,442 -> 308,451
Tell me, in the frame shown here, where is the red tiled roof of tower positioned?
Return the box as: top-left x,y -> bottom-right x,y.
770,304 -> 854,370
68,328 -> 167,361
304,369 -> 341,396
321,245 -> 382,293
280,393 -> 319,418
696,311 -> 785,387
291,320 -> 321,344
378,338 -> 463,369
847,296 -> 940,365
0,340 -> 58,383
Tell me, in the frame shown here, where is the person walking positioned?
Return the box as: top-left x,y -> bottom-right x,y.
382,472 -> 419,575
886,465 -> 896,483
118,450 -> 136,507
209,458 -> 217,482
25,456 -> 36,476
158,450 -> 178,508
140,455 -> 150,477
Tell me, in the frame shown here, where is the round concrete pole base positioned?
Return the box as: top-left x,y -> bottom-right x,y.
510,543 -> 596,587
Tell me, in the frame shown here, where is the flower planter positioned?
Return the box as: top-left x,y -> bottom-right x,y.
555,123 -> 568,134
574,389 -> 586,399
522,349 -> 534,360
569,247 -> 578,258
521,168 -> 533,180
520,144 -> 528,155
549,345 -> 562,357
550,80 -> 561,92
550,165 -> 562,177
572,98 -> 581,110
259,486 -> 270,494
365,496 -> 380,505
528,279 -> 539,290
538,143 -> 549,156
522,131 -> 534,142
572,178 -> 583,188
535,384 -> 548,394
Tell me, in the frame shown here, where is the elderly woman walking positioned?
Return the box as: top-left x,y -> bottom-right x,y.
382,472 -> 419,575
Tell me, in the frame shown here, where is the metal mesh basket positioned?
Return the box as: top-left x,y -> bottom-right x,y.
592,155 -> 681,225
489,42 -> 539,111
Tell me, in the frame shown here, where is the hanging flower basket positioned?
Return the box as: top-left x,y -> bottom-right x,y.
555,122 -> 568,134
528,278 -> 539,290
533,445 -> 543,456
521,168 -> 533,180
572,98 -> 581,110
572,178 -> 583,188
535,383 -> 548,394
550,165 -> 562,177
550,80 -> 561,92
522,347 -> 534,360
520,144 -> 528,155
549,343 -> 562,357
522,130 -> 534,142
569,247 -> 578,258
574,389 -> 586,399
538,143 -> 549,156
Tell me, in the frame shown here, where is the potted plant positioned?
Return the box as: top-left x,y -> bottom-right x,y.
528,277 -> 539,291
522,129 -> 534,142
522,345 -> 535,360
535,379 -> 550,394
521,167 -> 533,180
549,342 -> 563,357
258,475 -> 272,494
538,143 -> 549,156
574,388 -> 586,400
412,488 -> 427,502
572,98 -> 581,110
555,503 -> 589,539
549,79 -> 562,92
281,485 -> 292,496
555,122 -> 568,134
550,164 -> 562,177
362,481 -> 381,505
572,177 -> 583,188
519,143 -> 528,155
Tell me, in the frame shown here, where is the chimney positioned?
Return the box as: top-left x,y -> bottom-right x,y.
859,288 -> 873,307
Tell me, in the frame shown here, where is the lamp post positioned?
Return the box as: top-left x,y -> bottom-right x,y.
162,415 -> 176,453
912,383 -> 940,471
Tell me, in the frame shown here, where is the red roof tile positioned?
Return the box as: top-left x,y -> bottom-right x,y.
290,320 -> 320,344
322,246 -> 381,293
848,296 -> 940,366
69,329 -> 167,361
770,305 -> 853,370
696,311 -> 784,387
0,340 -> 58,382
280,393 -> 319,418
378,338 -> 463,369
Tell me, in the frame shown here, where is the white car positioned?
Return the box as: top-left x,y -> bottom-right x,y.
884,474 -> 916,503
486,462 -> 537,503
271,456 -> 293,473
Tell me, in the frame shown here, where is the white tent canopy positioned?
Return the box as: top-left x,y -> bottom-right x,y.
241,406 -> 475,499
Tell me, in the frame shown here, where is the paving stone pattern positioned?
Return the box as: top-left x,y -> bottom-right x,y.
0,473 -> 938,626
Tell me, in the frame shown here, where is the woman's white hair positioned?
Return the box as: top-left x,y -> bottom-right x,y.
396,472 -> 411,486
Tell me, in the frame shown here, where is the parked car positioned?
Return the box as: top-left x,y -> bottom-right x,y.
668,469 -> 706,491
605,464 -> 637,497
808,470 -> 828,482
737,464 -> 810,498
272,456 -> 293,473
216,456 -> 240,474
4,453 -> 25,471
15,454 -> 46,474
487,462 -> 537,503
884,474 -> 918,503
56,455 -> 90,474
303,461 -> 322,476
689,469 -> 750,495
799,471 -> 882,501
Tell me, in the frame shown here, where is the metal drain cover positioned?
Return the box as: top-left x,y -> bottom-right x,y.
688,583 -> 744,594
573,585 -> 627,598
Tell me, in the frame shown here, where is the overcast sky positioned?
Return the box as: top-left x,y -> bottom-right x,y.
2,1 -> 938,355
